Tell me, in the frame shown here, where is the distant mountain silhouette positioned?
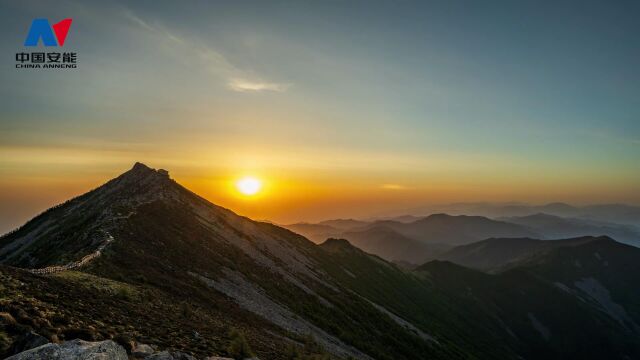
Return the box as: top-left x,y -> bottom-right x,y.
399,202 -> 640,227
500,213 -> 640,247
382,215 -> 425,223
282,222 -> 343,243
362,214 -> 540,246
318,218 -> 369,230
341,225 -> 450,264
286,214 -> 539,263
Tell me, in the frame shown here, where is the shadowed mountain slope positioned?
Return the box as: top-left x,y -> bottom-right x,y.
282,223 -> 343,244
323,237 -> 640,360
437,236 -> 603,272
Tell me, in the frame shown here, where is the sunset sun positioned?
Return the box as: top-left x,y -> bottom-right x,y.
235,176 -> 262,196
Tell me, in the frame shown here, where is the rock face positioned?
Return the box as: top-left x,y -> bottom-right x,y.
9,331 -> 48,354
131,342 -> 155,358
7,338 -> 229,360
6,339 -> 128,360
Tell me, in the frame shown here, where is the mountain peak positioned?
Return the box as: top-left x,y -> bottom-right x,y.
320,238 -> 358,253
589,235 -> 617,244
132,161 -> 152,171
415,213 -> 452,223
117,162 -> 171,185
427,213 -> 451,218
0,163 -> 178,267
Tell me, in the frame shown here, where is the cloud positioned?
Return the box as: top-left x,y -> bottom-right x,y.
124,10 -> 155,32
381,184 -> 407,190
123,10 -> 291,93
228,79 -> 292,93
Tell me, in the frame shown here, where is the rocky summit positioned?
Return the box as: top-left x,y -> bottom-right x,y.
1,163 -> 640,359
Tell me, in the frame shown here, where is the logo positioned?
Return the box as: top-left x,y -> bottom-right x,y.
24,18 -> 73,46
16,18 -> 77,69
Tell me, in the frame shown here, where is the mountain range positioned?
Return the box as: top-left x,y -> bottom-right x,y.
285,212 -> 640,265
1,163 -> 639,359
397,202 -> 640,227
499,213 -> 640,247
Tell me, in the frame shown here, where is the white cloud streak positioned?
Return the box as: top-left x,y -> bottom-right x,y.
228,79 -> 292,93
123,10 -> 291,93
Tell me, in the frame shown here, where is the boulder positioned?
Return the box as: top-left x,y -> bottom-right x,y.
132,342 -> 155,357
6,339 -> 128,360
144,350 -> 174,359
171,351 -> 198,360
9,331 -> 49,354
112,333 -> 135,353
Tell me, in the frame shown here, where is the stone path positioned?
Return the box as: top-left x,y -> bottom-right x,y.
28,232 -> 114,275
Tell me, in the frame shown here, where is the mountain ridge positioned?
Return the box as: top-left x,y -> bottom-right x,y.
437,235 -> 613,272
0,163 -> 441,359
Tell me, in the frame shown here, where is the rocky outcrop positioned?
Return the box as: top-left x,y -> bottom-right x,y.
132,342 -> 155,358
8,331 -> 48,354
5,339 -> 128,360
5,339 -> 231,360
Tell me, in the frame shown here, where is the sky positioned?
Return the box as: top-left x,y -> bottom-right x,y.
1,0 -> 639,233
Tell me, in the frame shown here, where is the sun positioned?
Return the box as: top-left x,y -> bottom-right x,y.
235,176 -> 263,196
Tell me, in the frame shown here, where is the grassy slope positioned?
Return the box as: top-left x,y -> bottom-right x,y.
0,266 -> 292,359
88,201 -> 450,360
318,239 -> 640,360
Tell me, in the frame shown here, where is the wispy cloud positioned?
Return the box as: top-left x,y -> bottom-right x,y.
125,10 -> 155,32
381,184 -> 407,190
229,79 -> 292,93
123,10 -> 291,93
